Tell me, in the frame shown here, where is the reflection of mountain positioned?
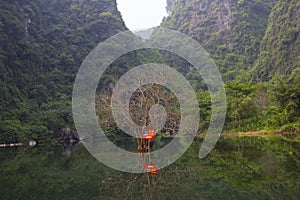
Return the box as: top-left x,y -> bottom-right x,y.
1,137 -> 299,199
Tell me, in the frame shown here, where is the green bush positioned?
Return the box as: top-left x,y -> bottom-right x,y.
280,123 -> 300,133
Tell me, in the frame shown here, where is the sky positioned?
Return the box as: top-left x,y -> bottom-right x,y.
116,0 -> 168,31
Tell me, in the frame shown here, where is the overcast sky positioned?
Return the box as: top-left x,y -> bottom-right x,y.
116,0 -> 168,31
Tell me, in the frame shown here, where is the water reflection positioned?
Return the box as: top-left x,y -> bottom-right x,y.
56,127 -> 80,156
0,136 -> 299,200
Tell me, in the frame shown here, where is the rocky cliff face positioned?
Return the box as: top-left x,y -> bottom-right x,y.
166,0 -> 233,41
166,0 -> 178,15
253,0 -> 300,81
162,0 -> 277,80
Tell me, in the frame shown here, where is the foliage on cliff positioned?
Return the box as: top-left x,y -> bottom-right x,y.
162,0 -> 300,132
252,0 -> 300,81
0,0 -> 126,142
162,0 -> 277,80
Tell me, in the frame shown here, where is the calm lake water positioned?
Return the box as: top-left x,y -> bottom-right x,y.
0,136 -> 299,200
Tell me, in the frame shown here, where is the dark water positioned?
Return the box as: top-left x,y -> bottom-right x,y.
0,136 -> 299,200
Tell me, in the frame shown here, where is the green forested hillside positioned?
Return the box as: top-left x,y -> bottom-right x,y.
162,0 -> 277,80
0,0 -> 126,142
252,0 -> 300,81
163,0 -> 300,81
0,0 -> 299,143
162,0 -> 300,132
0,2 -> 299,199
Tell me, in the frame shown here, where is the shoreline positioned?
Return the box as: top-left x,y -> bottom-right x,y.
194,130 -> 300,141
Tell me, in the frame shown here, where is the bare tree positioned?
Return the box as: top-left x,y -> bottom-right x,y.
96,83 -> 180,137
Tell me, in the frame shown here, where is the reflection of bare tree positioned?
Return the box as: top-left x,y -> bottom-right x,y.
96,83 -> 180,137
56,127 -> 80,155
99,165 -> 183,200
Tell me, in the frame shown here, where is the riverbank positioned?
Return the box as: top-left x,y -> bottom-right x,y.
194,129 -> 300,141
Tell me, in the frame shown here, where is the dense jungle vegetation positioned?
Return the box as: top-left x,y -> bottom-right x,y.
0,0 -> 299,144
0,1 -> 299,200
